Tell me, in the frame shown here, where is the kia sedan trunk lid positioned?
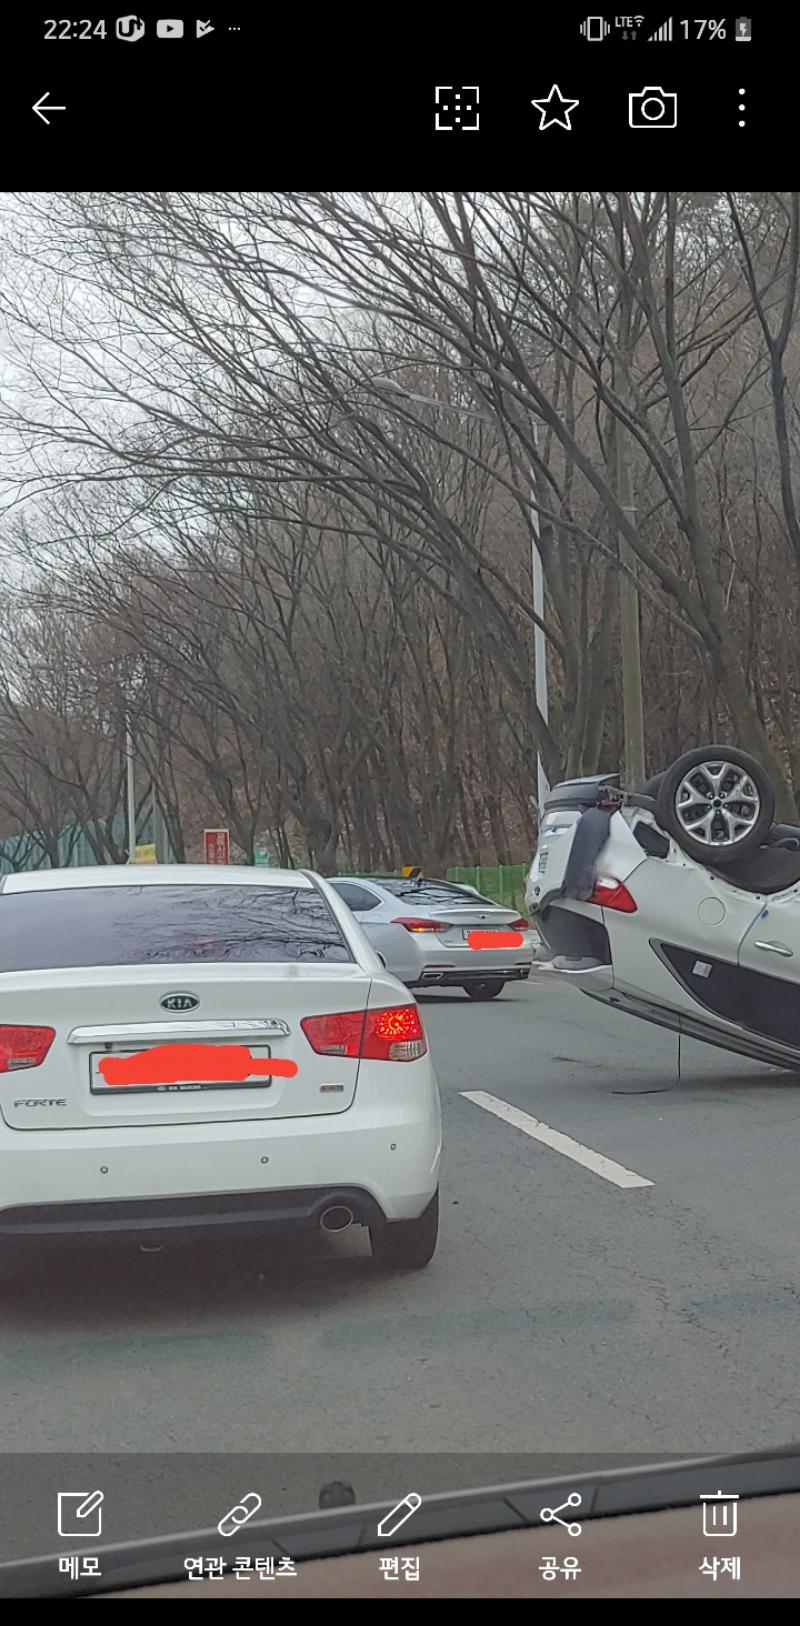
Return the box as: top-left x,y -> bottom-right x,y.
0,963 -> 368,1129
0,871 -> 367,1130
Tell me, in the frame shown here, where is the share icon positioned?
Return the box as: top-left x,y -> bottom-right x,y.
539,1491 -> 582,1537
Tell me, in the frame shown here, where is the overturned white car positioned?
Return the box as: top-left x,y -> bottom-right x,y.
525,746 -> 800,1070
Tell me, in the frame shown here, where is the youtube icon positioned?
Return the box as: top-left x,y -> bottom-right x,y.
156,18 -> 184,37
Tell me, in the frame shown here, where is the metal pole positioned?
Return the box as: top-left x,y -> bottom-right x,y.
530,430 -> 550,814
125,712 -> 136,863
614,247 -> 646,792
618,482 -> 646,789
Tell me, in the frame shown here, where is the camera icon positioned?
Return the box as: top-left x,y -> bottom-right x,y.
628,86 -> 678,129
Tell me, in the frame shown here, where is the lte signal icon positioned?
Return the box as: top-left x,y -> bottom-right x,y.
580,16 -> 611,39
701,1491 -> 739,1539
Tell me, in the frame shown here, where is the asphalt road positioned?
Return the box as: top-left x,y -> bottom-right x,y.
3,973 -> 800,1557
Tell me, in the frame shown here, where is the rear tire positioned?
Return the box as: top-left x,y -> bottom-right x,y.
370,1192 -> 439,1270
655,746 -> 774,865
464,979 -> 505,1000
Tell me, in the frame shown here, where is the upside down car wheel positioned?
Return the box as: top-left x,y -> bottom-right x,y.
655,745 -> 775,865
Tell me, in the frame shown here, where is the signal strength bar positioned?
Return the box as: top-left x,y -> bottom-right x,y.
649,16 -> 673,40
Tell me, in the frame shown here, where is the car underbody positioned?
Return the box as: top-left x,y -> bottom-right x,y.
527,747 -> 800,1072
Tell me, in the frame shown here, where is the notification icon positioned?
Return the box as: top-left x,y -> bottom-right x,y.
116,14 -> 145,41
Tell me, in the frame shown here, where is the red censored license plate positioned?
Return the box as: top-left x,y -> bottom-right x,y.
89,1042 -> 277,1094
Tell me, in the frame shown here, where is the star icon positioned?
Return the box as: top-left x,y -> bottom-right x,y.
531,84 -> 580,131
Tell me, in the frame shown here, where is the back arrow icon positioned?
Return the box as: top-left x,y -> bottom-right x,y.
33,93 -> 66,125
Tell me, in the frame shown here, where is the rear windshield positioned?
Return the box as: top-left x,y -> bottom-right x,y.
0,885 -> 354,970
368,878 -> 502,908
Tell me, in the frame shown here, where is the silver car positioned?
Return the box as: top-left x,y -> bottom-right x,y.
327,875 -> 533,999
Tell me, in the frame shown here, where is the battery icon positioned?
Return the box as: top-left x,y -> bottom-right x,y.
735,17 -> 752,41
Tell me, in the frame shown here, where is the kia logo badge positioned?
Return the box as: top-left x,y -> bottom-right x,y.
160,992 -> 199,1012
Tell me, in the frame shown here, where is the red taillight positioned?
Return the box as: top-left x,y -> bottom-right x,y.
0,1025 -> 55,1072
392,917 -> 450,933
364,1005 -> 427,1060
588,877 -> 638,913
299,1011 -> 367,1057
510,917 -> 529,930
301,1005 -> 427,1062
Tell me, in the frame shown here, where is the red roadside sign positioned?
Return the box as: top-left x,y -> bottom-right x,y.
204,828 -> 230,864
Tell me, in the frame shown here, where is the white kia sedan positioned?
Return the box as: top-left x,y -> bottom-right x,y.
0,866 -> 441,1271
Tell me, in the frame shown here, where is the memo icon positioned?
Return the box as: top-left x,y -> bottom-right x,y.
57,1490 -> 104,1539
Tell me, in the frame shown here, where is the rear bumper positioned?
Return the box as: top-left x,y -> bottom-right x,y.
0,1088 -> 442,1233
0,1185 -> 389,1244
414,964 -> 531,988
399,930 -> 533,989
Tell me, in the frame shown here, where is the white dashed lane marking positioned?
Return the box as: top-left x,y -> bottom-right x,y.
462,1089 -> 654,1190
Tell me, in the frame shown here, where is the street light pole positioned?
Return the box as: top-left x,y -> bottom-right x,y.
124,710 -> 137,863
612,347 -> 646,791
618,482 -> 646,789
529,436 -> 550,814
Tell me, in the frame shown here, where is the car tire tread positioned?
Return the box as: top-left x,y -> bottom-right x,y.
464,979 -> 505,1000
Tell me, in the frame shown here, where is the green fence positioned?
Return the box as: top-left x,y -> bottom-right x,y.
0,835 -> 530,897
446,863 -> 529,915
0,808 -> 175,874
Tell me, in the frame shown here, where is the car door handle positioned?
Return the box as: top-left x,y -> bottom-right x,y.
753,941 -> 794,957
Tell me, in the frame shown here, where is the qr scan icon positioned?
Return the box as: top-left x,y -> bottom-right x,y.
435,87 -> 479,132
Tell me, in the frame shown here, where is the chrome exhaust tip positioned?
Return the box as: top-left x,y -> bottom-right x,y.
319,1205 -> 354,1234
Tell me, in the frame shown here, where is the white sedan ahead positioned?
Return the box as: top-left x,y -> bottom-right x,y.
327,875 -> 533,998
0,865 -> 441,1272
